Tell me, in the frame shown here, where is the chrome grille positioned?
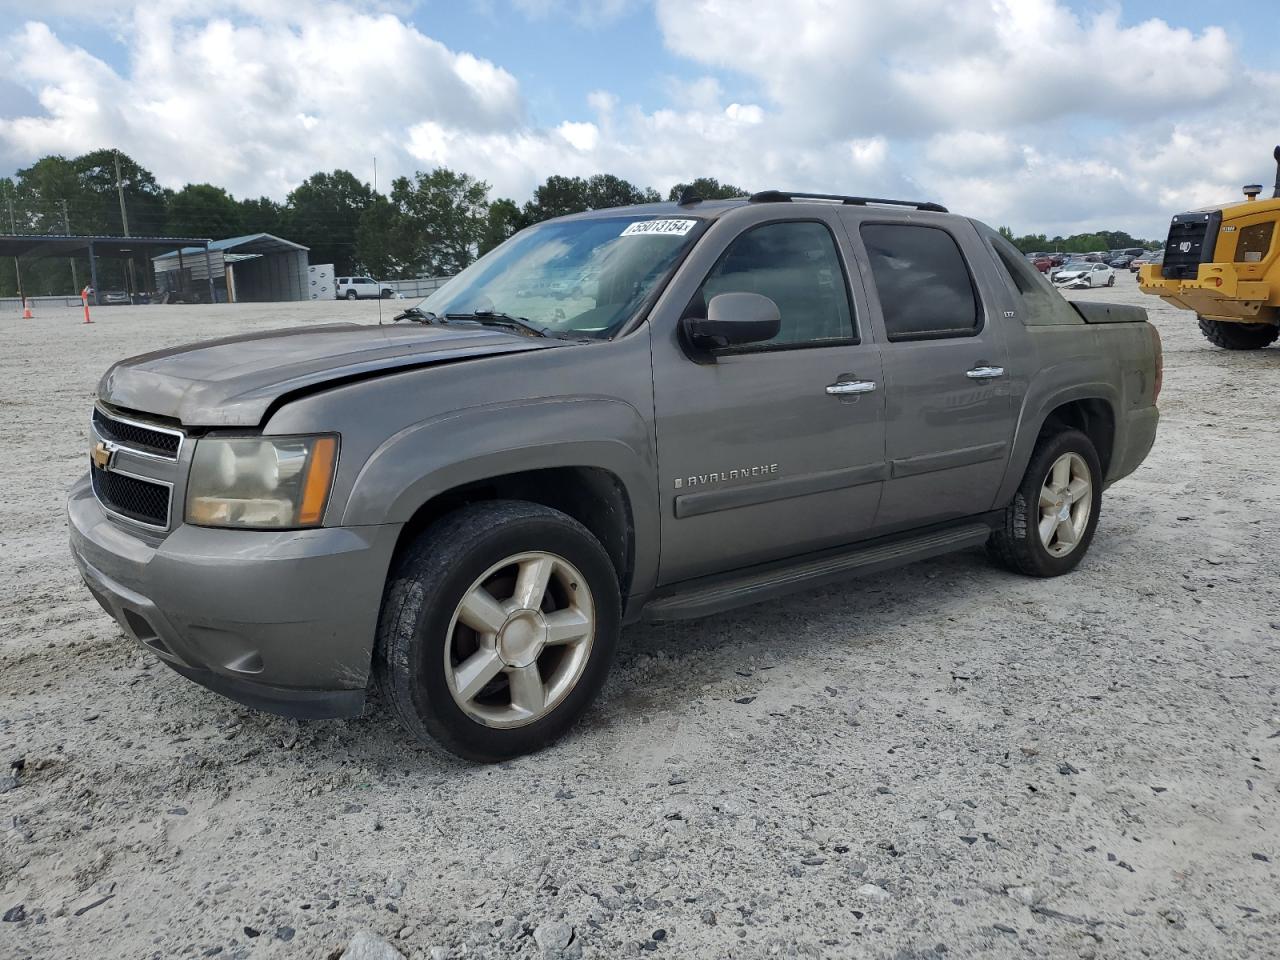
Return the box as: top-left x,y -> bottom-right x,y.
93,407 -> 183,459
91,467 -> 171,529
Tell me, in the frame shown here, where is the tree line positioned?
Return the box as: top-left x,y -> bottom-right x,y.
0,148 -> 744,296
1,147 -> 1163,298
997,226 -> 1160,255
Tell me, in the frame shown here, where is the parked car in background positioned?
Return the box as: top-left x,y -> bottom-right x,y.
336,276 -> 395,300
101,290 -> 131,306
1053,261 -> 1116,287
1050,253 -> 1071,266
1129,250 -> 1163,273
1030,255 -> 1054,273
1108,255 -> 1136,269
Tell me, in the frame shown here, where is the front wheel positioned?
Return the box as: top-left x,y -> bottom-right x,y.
988,428 -> 1103,577
1107,274 -> 1115,286
1198,317 -> 1279,350
375,501 -> 621,762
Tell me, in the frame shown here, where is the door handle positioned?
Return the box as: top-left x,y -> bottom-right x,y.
826,380 -> 877,395
966,366 -> 1005,380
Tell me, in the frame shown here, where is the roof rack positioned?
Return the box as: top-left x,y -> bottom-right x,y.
748,190 -> 948,213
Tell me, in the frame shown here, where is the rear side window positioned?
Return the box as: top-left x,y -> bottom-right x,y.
988,233 -> 1055,300
860,224 -> 980,341
697,220 -> 855,349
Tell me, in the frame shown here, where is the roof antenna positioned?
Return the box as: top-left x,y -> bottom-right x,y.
677,185 -> 703,207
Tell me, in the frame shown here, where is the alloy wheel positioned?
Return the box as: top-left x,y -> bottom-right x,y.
444,551 -> 595,728
1038,452 -> 1092,558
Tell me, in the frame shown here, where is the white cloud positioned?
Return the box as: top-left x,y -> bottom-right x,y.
0,8 -> 524,198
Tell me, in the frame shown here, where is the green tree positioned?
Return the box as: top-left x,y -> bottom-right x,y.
355,195 -> 412,278
388,168 -> 491,276
73,148 -> 168,235
480,197 -> 522,255
167,184 -> 243,238
521,173 -> 662,226
283,170 -> 375,273
666,177 -> 748,201
584,173 -> 660,209
521,175 -> 590,224
238,196 -> 284,236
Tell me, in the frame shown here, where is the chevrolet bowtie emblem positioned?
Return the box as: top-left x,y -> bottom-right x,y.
91,440 -> 115,470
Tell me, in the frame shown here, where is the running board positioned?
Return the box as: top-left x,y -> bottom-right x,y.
640,521 -> 995,623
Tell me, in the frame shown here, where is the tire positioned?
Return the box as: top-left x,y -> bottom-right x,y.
988,428 -> 1103,578
381,288 -> 394,299
375,500 -> 621,762
1107,274 -> 1115,287
345,290 -> 358,301
1197,317 -> 1279,350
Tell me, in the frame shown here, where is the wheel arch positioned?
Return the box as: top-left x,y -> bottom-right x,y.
390,465 -> 637,600
996,384 -> 1119,506
1039,398 -> 1116,477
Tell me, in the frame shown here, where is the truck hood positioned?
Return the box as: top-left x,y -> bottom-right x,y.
98,322 -> 564,427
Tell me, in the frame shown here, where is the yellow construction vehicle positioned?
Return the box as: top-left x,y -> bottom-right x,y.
1139,146 -> 1280,349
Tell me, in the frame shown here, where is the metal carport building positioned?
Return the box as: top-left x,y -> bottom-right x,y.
0,234 -> 214,305
152,233 -> 310,303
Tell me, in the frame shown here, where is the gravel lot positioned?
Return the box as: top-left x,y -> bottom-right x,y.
1,279 -> 1277,960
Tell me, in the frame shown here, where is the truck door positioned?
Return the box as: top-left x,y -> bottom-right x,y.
845,217 -> 1015,532
650,214 -> 887,584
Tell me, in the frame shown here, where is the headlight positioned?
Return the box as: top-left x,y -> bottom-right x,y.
186,435 -> 338,529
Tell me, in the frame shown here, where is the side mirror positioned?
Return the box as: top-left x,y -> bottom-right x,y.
684,292 -> 781,350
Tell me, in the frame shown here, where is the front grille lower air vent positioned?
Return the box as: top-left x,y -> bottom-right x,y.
92,468 -> 171,529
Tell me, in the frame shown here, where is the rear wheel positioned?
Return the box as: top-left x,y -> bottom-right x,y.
988,428 -> 1103,577
375,501 -> 621,762
345,290 -> 358,301
1198,317 -> 1279,350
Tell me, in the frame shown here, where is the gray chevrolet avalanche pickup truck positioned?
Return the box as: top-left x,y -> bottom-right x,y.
69,191 -> 1161,761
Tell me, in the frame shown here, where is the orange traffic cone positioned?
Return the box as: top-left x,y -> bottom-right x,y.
21,297 -> 33,319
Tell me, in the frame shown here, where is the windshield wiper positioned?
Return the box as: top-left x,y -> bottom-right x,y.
443,310 -> 556,338
392,306 -> 440,325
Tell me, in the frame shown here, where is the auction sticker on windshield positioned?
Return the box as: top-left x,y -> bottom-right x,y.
620,219 -> 698,237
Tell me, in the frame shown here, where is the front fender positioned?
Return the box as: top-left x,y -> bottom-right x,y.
341,396 -> 659,590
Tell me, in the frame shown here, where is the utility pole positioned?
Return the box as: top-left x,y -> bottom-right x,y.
5,185 -> 22,305
114,150 -> 137,297
62,199 -> 78,292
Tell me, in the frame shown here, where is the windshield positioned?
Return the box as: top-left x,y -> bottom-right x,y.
416,215 -> 704,339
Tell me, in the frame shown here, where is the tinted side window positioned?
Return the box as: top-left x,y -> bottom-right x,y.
860,224 -> 980,341
698,220 -> 855,349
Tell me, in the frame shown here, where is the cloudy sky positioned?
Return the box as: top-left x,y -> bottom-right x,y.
0,0 -> 1276,239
